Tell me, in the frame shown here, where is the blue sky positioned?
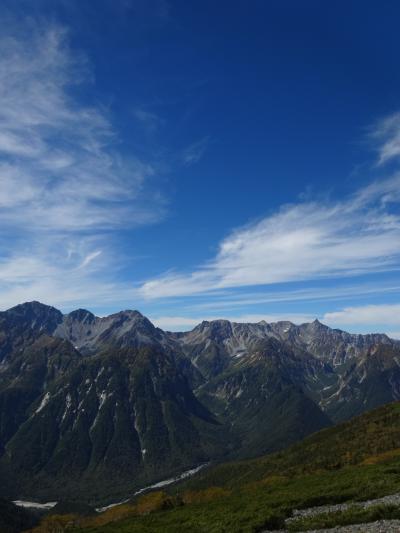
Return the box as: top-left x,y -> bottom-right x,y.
0,0 -> 400,336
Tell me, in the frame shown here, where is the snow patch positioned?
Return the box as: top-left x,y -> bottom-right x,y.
35,392 -> 50,414
61,393 -> 72,423
95,367 -> 105,382
99,390 -> 108,409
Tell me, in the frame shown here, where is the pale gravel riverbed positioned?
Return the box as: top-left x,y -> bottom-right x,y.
287,492 -> 400,522
269,520 -> 400,532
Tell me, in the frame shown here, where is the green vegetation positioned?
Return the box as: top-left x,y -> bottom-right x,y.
28,400 -> 400,532
66,464 -> 400,532
178,400 -> 400,492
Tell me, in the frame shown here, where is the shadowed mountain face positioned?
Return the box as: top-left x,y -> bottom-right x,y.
0,301 -> 399,503
0,302 -> 63,362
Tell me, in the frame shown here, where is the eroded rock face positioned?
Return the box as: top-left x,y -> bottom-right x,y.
54,308 -> 173,354
175,317 -> 400,422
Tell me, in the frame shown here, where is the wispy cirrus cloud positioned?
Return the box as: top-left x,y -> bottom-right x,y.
140,110 -> 400,302
0,24 -> 164,231
0,19 -> 166,310
181,137 -> 209,166
133,108 -> 163,135
372,112 -> 400,165
323,303 -> 400,328
186,282 -> 400,311
322,303 -> 400,339
139,172 -> 400,299
0,232 -> 141,311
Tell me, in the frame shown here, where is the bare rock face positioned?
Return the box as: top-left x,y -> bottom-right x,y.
54,308 -> 173,354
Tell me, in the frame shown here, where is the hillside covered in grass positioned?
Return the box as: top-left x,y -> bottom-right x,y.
178,399 -> 400,492
28,401 -> 400,532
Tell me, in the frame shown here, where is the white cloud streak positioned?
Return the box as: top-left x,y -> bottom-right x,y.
373,112 -> 400,165
0,233 -> 134,311
133,108 -> 162,134
181,137 -> 209,166
0,20 -> 165,309
323,303 -> 400,328
0,24 -> 163,231
187,283 -> 400,311
140,173 -> 400,299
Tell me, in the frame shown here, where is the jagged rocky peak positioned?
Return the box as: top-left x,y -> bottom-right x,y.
197,319 -> 233,336
69,309 -> 162,354
66,308 -> 149,328
53,307 -> 168,354
67,308 -> 96,324
3,301 -> 63,332
268,320 -> 295,334
295,318 -> 330,337
100,309 -> 162,340
108,309 -> 153,327
306,318 -> 328,329
119,309 -> 145,318
178,319 -> 276,363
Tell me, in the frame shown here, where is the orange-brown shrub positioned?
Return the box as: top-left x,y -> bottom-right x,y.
182,486 -> 231,504
136,491 -> 175,514
26,514 -> 78,533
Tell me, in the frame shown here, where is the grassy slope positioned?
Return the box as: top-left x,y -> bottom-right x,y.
33,401 -> 400,533
178,399 -> 400,491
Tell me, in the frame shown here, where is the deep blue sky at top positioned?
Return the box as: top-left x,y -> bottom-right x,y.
45,0 -> 398,261
1,0 -> 400,334
75,0 -> 395,244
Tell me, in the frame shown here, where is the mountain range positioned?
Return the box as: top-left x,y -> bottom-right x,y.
0,301 -> 399,504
